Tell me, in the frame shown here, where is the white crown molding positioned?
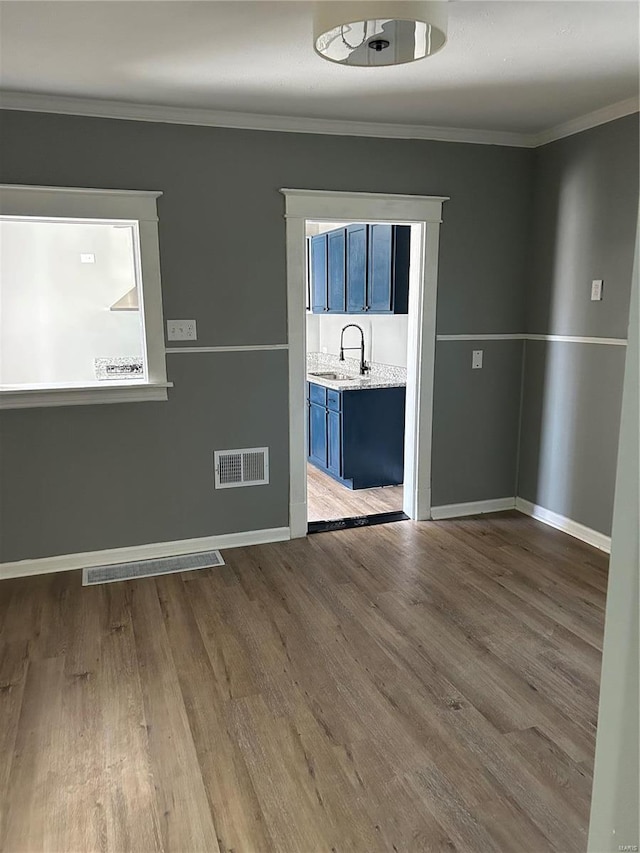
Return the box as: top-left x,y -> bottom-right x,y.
515,498 -> 611,553
0,526 -> 291,580
0,90 -> 535,148
531,97 -> 640,147
0,90 -> 636,149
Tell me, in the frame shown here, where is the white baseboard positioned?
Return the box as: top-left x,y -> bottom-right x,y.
431,497 -> 516,520
0,526 -> 291,580
515,498 -> 611,553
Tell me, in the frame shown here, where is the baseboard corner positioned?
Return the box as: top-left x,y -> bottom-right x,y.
515,497 -> 611,553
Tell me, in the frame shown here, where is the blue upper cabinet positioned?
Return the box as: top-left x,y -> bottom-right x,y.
389,224 -> 411,315
310,233 -> 327,313
366,224 -> 411,314
346,224 -> 367,312
327,228 -> 346,313
368,224 -> 394,312
309,224 -> 410,314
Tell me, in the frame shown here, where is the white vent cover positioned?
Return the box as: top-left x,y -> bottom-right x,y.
82,550 -> 224,585
214,447 -> 269,489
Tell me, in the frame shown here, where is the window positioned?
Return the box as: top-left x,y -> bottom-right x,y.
0,184 -> 170,408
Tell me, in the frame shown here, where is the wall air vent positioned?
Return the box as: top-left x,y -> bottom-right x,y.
82,550 -> 224,585
214,447 -> 269,489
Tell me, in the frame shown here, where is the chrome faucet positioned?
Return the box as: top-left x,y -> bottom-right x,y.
339,324 -> 369,375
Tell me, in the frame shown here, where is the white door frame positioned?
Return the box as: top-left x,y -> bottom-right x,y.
281,189 -> 448,539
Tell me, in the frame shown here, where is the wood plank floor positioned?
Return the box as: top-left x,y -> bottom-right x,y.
0,512 -> 607,852
307,462 -> 404,521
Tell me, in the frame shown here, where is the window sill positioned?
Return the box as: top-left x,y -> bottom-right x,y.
0,382 -> 173,410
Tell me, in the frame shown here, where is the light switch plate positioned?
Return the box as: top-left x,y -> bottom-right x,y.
167,319 -> 197,341
472,350 -> 483,369
591,279 -> 604,301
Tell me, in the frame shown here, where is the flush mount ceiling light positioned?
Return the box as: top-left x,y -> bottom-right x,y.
313,1 -> 448,67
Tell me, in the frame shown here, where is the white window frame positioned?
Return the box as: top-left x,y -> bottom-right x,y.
0,184 -> 171,409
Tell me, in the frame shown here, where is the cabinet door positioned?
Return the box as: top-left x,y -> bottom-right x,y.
346,224 -> 367,312
367,224 -> 393,312
310,234 -> 327,313
327,410 -> 342,476
309,402 -> 327,467
327,228 -> 346,313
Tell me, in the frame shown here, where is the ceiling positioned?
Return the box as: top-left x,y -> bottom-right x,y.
0,1 -> 638,143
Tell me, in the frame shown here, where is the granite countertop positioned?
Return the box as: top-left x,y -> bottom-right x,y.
307,371 -> 406,391
306,353 -> 407,392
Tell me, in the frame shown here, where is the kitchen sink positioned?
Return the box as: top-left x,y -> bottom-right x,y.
310,371 -> 356,381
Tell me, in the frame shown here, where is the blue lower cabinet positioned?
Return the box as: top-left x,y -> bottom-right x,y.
307,382 -> 406,489
327,410 -> 342,476
309,401 -> 327,468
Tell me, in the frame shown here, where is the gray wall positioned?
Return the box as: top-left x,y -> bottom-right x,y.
431,340 -> 524,505
518,114 -> 639,535
0,110 -> 533,562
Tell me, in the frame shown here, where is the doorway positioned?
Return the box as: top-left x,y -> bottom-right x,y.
281,190 -> 448,539
305,218 -> 413,532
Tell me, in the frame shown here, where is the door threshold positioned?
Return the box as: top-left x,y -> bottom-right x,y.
308,510 -> 408,535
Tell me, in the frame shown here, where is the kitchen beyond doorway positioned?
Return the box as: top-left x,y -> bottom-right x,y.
305,219 -> 414,529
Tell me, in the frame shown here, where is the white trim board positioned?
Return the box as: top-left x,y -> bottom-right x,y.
431,498 -> 516,519
515,498 -> 611,553
0,382 -> 173,410
525,334 -> 627,346
437,334 -> 524,342
431,497 -> 611,554
0,526 -> 290,580
2,90 -> 636,149
165,344 -> 288,354
436,333 -> 627,345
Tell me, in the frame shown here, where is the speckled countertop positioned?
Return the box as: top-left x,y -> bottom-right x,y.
307,353 -> 406,391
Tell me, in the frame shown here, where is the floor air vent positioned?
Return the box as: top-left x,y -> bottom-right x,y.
82,550 -> 225,586
214,447 -> 269,488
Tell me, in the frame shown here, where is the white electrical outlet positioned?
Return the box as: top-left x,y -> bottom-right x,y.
167,319 -> 197,341
591,279 -> 604,301
472,350 -> 483,369
80,253 -> 95,264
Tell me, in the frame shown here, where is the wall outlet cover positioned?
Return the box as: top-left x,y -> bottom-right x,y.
167,319 -> 197,341
472,349 -> 483,369
591,279 -> 604,301
80,253 -> 95,264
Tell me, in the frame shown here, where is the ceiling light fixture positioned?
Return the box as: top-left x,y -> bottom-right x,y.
313,1 -> 448,67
